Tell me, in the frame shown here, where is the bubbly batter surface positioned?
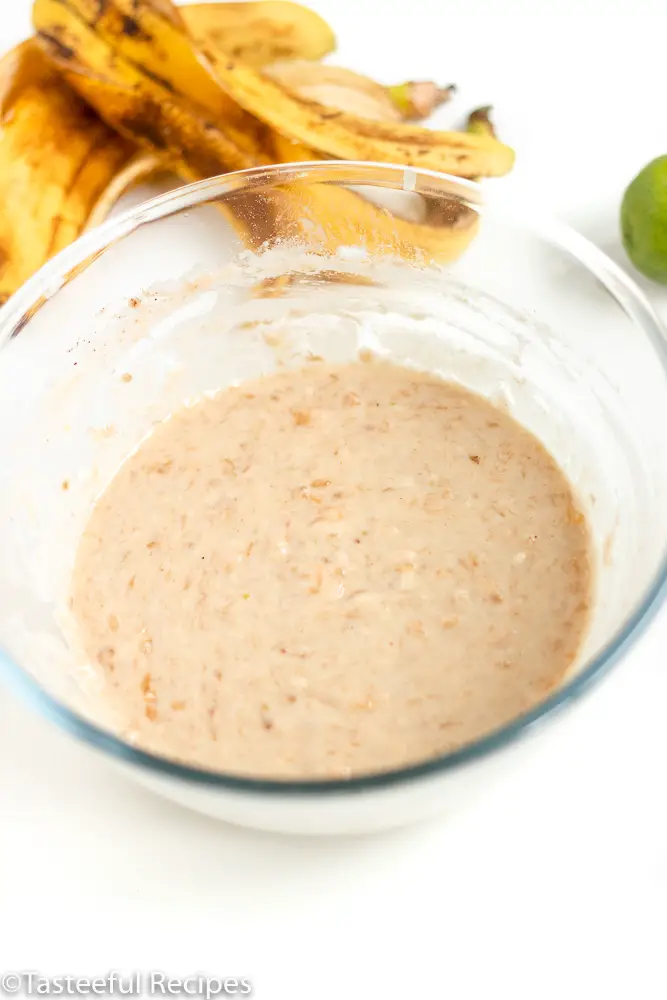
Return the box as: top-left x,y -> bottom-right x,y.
70,362 -> 591,778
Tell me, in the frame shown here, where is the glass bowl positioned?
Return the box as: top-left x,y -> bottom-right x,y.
0,161 -> 666,836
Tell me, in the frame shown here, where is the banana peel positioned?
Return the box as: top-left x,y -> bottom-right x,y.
268,133 -> 479,261
33,0 -> 482,264
0,0 -> 493,304
33,0 -> 496,270
201,54 -> 514,178
267,64 -> 456,124
33,0 -> 281,247
37,0 -> 513,178
266,180 -> 478,262
38,0 -> 264,152
181,1 -> 336,67
83,151 -> 167,230
266,62 -> 403,122
0,39 -> 137,305
45,0 -> 330,140
33,0 -> 270,174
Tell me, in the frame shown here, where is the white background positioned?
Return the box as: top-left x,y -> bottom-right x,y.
2,2 -> 667,998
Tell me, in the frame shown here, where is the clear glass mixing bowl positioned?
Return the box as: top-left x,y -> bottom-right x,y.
0,161 -> 666,835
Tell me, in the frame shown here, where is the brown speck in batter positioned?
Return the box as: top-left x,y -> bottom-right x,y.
97,647 -> 115,671
151,460 -> 173,475
406,620 -> 425,637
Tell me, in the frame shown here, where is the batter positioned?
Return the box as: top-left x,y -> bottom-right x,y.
69,362 -> 592,778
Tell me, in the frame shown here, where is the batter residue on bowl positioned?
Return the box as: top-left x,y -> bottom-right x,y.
69,361 -> 592,778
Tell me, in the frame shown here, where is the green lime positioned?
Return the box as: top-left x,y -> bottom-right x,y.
621,155 -> 667,284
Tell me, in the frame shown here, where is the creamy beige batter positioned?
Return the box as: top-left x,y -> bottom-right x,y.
70,362 -> 592,778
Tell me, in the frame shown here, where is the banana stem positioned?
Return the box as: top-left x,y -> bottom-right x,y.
466,105 -> 496,139
387,80 -> 456,121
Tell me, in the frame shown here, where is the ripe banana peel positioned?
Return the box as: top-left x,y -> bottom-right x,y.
34,0 -> 512,184
266,180 -> 479,263
181,2 -> 336,67
33,0 -> 270,174
56,0 -> 263,144
34,0 -> 270,168
266,62 -> 403,122
202,55 -> 515,178
0,0 -> 496,305
83,152 -> 167,230
32,0 -> 490,265
266,64 -> 455,124
268,133 -> 479,262
0,39 -> 139,305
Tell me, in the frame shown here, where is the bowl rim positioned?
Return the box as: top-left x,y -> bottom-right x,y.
1,159 -> 666,797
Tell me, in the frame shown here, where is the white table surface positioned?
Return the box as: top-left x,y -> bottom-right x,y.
1,3 -> 666,997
